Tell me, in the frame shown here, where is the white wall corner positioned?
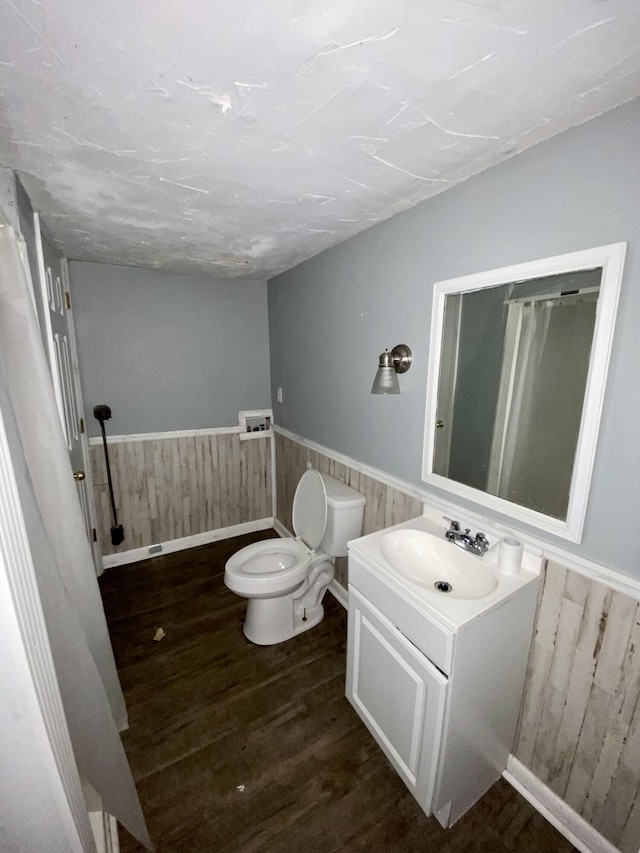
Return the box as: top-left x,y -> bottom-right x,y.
273,517 -> 291,539
504,755 -> 620,853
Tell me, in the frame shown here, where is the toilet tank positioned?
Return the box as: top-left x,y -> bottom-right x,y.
317,473 -> 366,557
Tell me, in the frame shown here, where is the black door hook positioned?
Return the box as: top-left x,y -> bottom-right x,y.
93,404 -> 125,547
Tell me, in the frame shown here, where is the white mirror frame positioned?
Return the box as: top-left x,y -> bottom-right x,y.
422,242 -> 627,543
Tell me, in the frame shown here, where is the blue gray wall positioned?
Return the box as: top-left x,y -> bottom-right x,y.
268,97 -> 640,579
70,262 -> 271,438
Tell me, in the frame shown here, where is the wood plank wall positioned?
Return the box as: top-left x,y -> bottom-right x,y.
91,431 -> 272,556
275,430 -> 640,852
514,561 -> 640,852
274,431 -> 423,590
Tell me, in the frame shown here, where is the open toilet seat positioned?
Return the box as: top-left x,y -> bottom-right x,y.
224,537 -> 313,598
224,469 -> 365,645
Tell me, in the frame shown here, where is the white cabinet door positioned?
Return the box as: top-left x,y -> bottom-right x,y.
346,586 -> 447,813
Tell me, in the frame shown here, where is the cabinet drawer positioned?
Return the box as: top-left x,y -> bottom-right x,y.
349,553 -> 454,675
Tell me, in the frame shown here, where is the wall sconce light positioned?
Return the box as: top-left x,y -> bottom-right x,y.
371,344 -> 413,395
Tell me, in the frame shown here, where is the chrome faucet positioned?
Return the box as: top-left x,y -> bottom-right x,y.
444,519 -> 489,557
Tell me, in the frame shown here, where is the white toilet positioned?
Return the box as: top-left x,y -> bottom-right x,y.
224,469 -> 365,645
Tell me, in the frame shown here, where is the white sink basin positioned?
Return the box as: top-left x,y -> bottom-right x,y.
380,529 -> 499,600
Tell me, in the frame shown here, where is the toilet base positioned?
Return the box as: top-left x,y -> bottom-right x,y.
242,595 -> 326,645
239,558 -> 335,646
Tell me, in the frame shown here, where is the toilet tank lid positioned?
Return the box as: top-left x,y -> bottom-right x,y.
318,472 -> 366,509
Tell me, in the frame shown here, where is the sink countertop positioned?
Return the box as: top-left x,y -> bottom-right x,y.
347,513 -> 542,632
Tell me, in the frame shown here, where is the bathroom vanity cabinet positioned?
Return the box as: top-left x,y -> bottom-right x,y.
346,524 -> 540,828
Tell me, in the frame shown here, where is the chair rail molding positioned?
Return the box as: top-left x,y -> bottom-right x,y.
272,425 -> 640,602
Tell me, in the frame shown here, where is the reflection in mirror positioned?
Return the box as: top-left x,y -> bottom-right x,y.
435,270 -> 600,518
423,244 -> 626,542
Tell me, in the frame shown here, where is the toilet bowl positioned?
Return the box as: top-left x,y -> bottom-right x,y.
224,469 -> 365,645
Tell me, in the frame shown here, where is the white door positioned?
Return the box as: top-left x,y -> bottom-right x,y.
33,213 -> 101,572
346,586 -> 447,814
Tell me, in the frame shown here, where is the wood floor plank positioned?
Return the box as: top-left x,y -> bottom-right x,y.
100,533 -> 578,853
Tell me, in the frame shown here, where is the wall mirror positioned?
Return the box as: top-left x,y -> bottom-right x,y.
422,243 -> 626,542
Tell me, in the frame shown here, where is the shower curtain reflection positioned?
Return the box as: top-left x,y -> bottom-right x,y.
488,292 -> 598,519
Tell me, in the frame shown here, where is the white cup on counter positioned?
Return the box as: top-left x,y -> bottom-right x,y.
499,536 -> 523,575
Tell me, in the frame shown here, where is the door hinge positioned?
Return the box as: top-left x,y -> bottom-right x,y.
92,528 -> 97,542
65,291 -> 71,310
80,417 -> 85,434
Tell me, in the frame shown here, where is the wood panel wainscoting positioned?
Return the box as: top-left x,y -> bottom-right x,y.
513,561 -> 640,853
274,427 -> 640,853
274,431 -> 422,590
90,428 -> 272,561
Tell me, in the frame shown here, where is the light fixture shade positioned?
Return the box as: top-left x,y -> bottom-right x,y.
371,350 -> 401,394
371,366 -> 400,394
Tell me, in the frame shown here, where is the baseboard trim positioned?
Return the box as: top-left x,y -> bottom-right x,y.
101,518 -> 274,569
328,579 -> 349,610
273,517 -> 290,539
504,756 -> 619,853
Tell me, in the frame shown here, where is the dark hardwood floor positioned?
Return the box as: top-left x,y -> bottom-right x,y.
100,531 -> 577,852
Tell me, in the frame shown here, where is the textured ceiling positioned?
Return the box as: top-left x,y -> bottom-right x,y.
1,0 -> 640,279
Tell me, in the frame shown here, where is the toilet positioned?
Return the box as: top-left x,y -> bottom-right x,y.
224,469 -> 365,645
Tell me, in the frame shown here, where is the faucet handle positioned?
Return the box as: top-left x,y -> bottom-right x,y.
475,532 -> 490,553
443,516 -> 460,531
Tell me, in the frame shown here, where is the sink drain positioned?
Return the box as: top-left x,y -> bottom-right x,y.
434,580 -> 453,593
